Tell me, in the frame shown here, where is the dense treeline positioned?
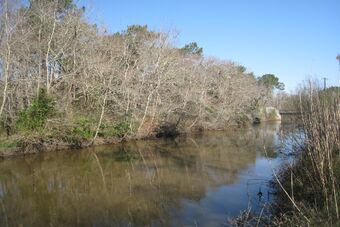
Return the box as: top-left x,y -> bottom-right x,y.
0,0 -> 269,152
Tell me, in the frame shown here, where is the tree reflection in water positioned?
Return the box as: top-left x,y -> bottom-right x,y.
0,123 -> 294,226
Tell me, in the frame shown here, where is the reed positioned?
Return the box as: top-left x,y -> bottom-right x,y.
272,82 -> 340,226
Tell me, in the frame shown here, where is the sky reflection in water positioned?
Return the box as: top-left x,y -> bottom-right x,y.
0,123 -> 296,226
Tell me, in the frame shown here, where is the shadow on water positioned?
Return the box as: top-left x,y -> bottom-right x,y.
0,122 -> 297,226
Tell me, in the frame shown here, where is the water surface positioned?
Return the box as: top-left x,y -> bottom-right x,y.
0,123 -> 292,226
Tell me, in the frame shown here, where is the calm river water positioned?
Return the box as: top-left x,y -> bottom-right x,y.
0,123 -> 296,226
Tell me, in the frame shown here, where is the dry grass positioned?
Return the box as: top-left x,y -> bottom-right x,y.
231,83 -> 340,226
272,82 -> 340,225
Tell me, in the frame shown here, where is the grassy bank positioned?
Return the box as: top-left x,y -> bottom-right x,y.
0,106 -> 254,158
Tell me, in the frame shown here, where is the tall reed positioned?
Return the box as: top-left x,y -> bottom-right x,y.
273,82 -> 340,225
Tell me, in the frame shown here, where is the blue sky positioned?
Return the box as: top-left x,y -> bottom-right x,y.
78,0 -> 340,92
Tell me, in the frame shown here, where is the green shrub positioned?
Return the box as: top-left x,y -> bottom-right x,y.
0,141 -> 17,149
16,89 -> 54,131
72,117 -> 95,139
99,120 -> 131,138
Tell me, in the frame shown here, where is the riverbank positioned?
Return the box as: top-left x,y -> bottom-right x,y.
0,111 -> 283,159
271,88 -> 340,226
0,134 -> 124,158
0,123 -> 239,158
232,85 -> 340,226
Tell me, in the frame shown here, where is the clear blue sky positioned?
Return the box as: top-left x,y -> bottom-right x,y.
78,0 -> 340,92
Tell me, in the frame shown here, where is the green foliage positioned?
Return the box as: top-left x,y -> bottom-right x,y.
180,42 -> 203,56
16,89 -> 54,131
237,65 -> 246,73
115,25 -> 154,66
322,86 -> 340,94
26,0 -> 81,40
99,121 -> 131,138
29,0 -> 75,13
118,24 -> 154,42
0,141 -> 17,149
236,66 -> 257,79
258,74 -> 285,90
126,24 -> 148,36
72,117 -> 94,139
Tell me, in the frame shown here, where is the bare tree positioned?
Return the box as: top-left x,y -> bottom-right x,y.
0,1 -> 269,147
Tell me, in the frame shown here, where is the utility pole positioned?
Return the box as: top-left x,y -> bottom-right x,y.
337,54 -> 340,87
323,77 -> 327,90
